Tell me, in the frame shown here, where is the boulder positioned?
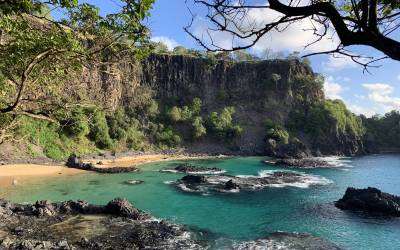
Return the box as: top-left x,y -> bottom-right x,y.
225,179 -> 239,190
271,158 -> 331,168
32,200 -> 57,217
335,187 -> 400,216
105,198 -> 148,220
181,175 -> 207,184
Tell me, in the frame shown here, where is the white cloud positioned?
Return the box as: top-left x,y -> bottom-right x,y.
322,56 -> 359,71
362,83 -> 400,111
324,76 -> 344,100
347,104 -> 376,118
190,1 -> 339,54
354,94 -> 365,99
150,36 -> 179,51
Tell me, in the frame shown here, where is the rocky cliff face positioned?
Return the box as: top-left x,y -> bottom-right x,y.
74,54 -> 364,156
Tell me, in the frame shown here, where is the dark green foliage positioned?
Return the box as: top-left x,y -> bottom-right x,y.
107,109 -> 130,141
208,107 -> 243,140
362,111 -> 400,148
150,123 -> 181,148
60,107 -> 90,138
264,118 -> 289,144
88,109 -> 114,149
289,100 -> 365,138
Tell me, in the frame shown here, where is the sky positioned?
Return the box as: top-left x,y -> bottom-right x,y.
64,0 -> 400,117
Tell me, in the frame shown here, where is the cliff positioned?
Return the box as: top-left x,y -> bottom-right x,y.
70,54 -> 364,156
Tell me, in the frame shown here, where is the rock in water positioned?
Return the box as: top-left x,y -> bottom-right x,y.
266,158 -> 332,168
181,175 -> 207,184
161,163 -> 226,174
234,232 -> 342,250
225,179 -> 240,190
175,171 -> 331,194
335,187 -> 400,216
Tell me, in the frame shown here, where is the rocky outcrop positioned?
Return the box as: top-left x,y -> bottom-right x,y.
335,187 -> 400,216
265,158 -> 332,168
0,198 -> 203,249
66,155 -> 139,173
174,171 -> 331,194
160,163 -> 226,174
69,53 -> 364,156
234,232 -> 343,250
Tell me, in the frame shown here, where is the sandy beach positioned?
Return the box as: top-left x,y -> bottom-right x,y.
0,153 -> 215,188
0,164 -> 85,188
85,153 -> 209,168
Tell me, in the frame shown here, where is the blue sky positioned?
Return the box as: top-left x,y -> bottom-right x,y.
62,0 -> 400,117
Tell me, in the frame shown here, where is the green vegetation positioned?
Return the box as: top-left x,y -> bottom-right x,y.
264,119 -> 289,144
288,100 -> 365,138
362,111 -> 400,148
192,116 -> 207,139
15,116 -> 96,160
208,107 -> 243,140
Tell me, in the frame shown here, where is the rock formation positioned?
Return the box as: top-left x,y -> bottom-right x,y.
335,187 -> 400,216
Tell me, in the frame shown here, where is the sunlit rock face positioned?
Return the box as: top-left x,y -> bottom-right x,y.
73,54 -> 363,156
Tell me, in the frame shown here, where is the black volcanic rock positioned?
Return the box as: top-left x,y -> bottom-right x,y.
161,163 -> 225,174
66,154 -> 139,173
176,171 -> 330,194
267,158 -> 332,168
335,187 -> 400,216
181,175 -> 207,184
234,232 -> 343,250
105,198 -> 148,220
225,179 -> 240,190
0,198 -> 203,249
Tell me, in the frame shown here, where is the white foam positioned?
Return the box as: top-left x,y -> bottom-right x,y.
240,170 -> 333,188
160,169 -> 227,174
313,156 -> 353,168
186,170 -> 227,175
160,169 -> 180,173
233,239 -> 290,250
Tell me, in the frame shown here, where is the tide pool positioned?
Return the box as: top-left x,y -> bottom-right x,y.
2,154 -> 400,249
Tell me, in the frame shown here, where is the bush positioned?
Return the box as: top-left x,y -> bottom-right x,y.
155,124 -> 181,147
264,118 -> 289,144
167,106 -> 183,122
60,107 -> 90,138
192,116 -> 206,139
107,109 -> 130,141
191,97 -> 202,115
125,126 -> 145,150
208,107 -> 243,140
15,117 -> 67,160
88,109 -> 114,149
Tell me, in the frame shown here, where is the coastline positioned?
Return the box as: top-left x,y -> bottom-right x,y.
0,152 -> 224,188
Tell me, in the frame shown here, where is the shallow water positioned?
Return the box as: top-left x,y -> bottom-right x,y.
2,154 -> 400,249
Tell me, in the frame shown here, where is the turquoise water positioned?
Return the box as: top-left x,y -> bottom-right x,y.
2,154 -> 400,249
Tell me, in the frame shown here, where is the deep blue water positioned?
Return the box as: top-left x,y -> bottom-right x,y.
2,154 -> 400,249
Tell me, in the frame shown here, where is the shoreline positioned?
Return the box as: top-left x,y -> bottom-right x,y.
0,152 -> 226,188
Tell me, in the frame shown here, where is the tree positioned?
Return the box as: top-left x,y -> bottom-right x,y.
186,0 -> 400,68
173,46 -> 188,55
271,73 -> 281,90
0,0 -> 154,120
